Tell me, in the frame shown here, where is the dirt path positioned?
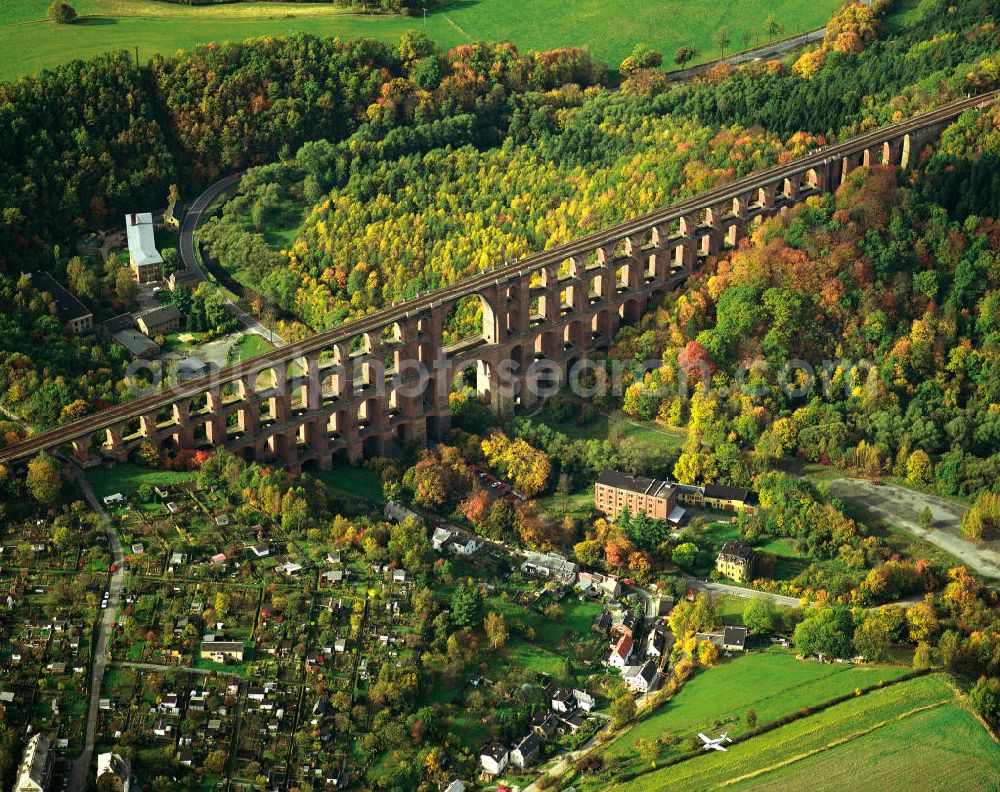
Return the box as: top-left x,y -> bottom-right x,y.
824,478 -> 1000,579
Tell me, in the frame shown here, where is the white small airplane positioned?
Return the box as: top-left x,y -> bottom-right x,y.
698,732 -> 732,752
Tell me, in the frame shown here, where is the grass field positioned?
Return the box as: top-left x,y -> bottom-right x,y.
87,462 -> 197,500
313,463 -> 384,502
605,673 -> 998,791
594,649 -> 912,774
0,0 -> 843,82
227,333 -> 275,365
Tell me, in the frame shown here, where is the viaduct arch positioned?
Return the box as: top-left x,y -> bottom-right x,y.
1,91 -> 995,471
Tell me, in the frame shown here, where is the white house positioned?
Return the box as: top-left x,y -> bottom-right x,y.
479,744 -> 509,775
607,634 -> 633,668
96,752 -> 131,792
623,660 -> 658,694
573,688 -> 596,712
510,732 -> 541,769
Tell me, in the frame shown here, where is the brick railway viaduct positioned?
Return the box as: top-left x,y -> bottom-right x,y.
1,91 -> 996,472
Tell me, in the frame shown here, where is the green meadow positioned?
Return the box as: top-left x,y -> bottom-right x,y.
591,649 -> 912,777
609,673 -> 998,791
1,0 -> 842,82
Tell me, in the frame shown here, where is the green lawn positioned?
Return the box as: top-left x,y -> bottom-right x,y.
87,462 -> 197,500
227,333 -> 275,365
536,408 -> 685,449
595,649 -> 912,774
609,674 -> 998,792
1,0 -> 843,83
757,535 -> 811,580
313,463 -> 384,502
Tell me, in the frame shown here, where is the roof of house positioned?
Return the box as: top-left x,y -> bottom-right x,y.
113,329 -> 158,357
612,634 -> 633,659
137,304 -> 181,330
718,541 -> 754,561
635,660 -> 657,685
514,732 -> 541,756
97,751 -> 129,784
202,638 -> 243,652
561,710 -> 587,727
16,733 -> 49,791
704,483 -> 756,503
26,271 -> 91,322
597,468 -> 675,500
126,212 -> 163,267
481,743 -> 508,761
723,626 -> 748,649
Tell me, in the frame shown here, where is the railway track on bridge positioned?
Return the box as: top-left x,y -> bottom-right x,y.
1,89 -> 996,467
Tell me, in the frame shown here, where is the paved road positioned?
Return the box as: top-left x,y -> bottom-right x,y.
824,478 -> 1000,579
67,464 -> 125,792
682,574 -> 804,608
179,172 -> 241,280
668,0 -> 873,81
179,172 -> 285,345
669,27 -> 825,81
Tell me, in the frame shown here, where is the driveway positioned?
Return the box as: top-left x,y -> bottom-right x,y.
66,464 -> 125,791
824,478 -> 999,579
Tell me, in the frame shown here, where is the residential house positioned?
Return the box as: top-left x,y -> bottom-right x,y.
612,613 -> 637,640
479,744 -> 509,775
623,661 -> 658,694
531,710 -> 559,739
572,689 -> 596,712
648,593 -> 675,618
136,304 -> 181,336
14,733 -> 50,792
521,551 -> 578,584
608,634 -> 633,668
559,710 -> 587,733
722,626 -> 748,651
112,329 -> 159,359
126,212 -> 163,283
384,500 -> 424,526
510,733 -> 541,769
646,629 -> 667,658
702,484 -> 758,514
431,527 -> 481,555
695,626 -> 748,652
592,610 -> 612,634
96,752 -> 131,792
578,570 -> 622,598
200,635 -> 244,663
25,271 -> 93,334
550,688 -> 573,713
715,541 -> 754,583
168,269 -> 199,291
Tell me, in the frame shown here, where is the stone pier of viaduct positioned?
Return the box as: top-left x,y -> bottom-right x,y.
1,91 -> 995,472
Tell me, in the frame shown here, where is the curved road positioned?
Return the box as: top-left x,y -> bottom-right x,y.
179,172 -> 242,280
179,172 -> 284,343
669,27 -> 825,82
